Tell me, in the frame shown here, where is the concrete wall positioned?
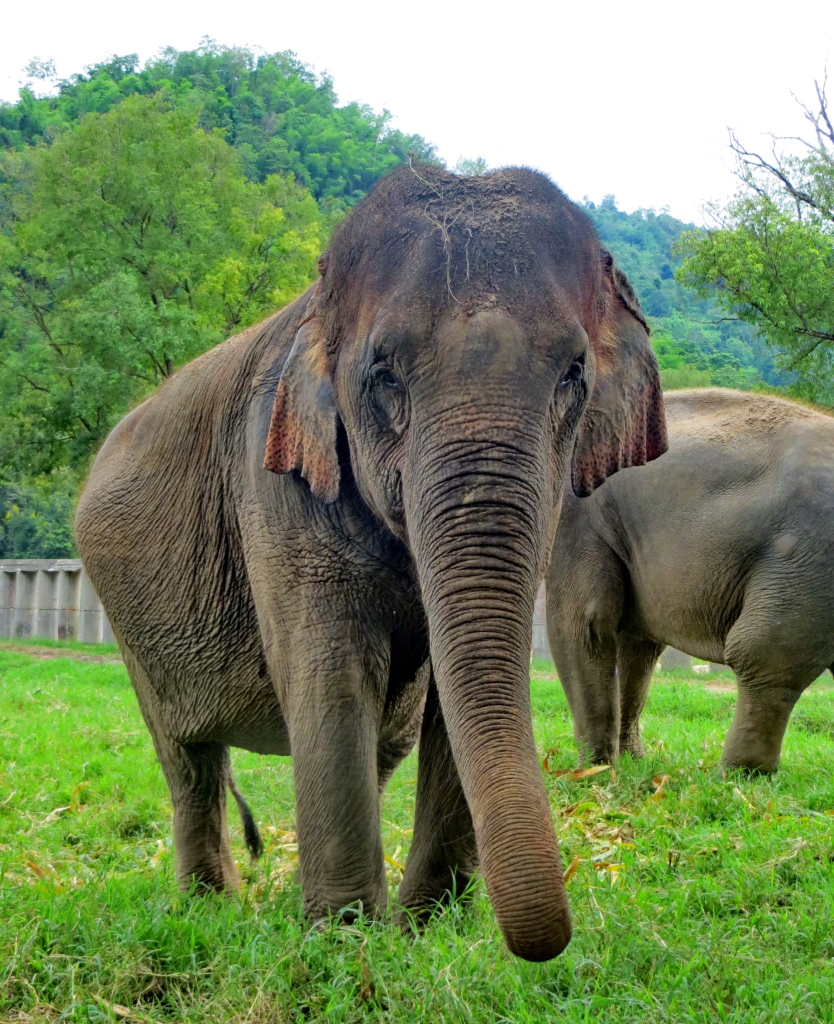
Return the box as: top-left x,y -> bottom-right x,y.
0,559 -> 114,644
0,563 -> 548,658
1,564 -> 725,674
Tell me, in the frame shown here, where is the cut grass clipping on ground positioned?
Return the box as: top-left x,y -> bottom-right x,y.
1,650 -> 833,1022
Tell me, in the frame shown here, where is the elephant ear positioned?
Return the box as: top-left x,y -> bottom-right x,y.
263,264 -> 340,502
571,250 -> 668,497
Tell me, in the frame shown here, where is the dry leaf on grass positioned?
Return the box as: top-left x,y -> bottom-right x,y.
549,765 -> 610,780
91,994 -> 162,1024
649,775 -> 669,801
41,806 -> 70,824
733,787 -> 754,809
562,856 -> 582,884
358,938 -> 376,1002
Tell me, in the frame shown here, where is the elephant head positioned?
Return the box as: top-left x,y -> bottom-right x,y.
264,166 -> 666,960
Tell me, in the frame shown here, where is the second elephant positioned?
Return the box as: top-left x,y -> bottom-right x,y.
546,388 -> 834,772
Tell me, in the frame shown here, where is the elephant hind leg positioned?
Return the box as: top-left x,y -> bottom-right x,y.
721,673 -> 807,774
617,636 -> 664,759
722,591 -> 828,773
166,740 -> 240,892
122,648 -> 239,892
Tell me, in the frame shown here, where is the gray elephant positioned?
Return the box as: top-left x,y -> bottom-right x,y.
546,387 -> 834,773
75,166 -> 666,962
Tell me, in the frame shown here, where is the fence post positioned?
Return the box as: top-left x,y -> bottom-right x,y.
79,569 -> 103,644
0,570 -> 16,638
13,569 -> 37,639
36,568 -> 59,640
57,568 -> 81,641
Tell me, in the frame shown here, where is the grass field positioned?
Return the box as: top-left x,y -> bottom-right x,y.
1,646 -> 833,1023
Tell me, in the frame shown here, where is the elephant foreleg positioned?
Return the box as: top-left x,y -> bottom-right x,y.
396,678 -> 478,925
284,636 -> 388,922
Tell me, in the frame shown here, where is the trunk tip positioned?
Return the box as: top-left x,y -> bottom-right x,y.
504,915 -> 573,962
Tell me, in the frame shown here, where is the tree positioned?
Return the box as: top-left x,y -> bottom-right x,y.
0,476 -> 77,557
453,156 -> 489,176
582,196 -> 781,391
0,42 -> 441,206
0,92 -> 324,478
677,77 -> 834,403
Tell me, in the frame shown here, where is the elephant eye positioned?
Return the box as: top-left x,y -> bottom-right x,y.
371,365 -> 402,391
559,359 -> 584,387
369,363 -> 407,434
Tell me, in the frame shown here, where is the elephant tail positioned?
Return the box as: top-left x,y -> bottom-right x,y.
228,772 -> 264,860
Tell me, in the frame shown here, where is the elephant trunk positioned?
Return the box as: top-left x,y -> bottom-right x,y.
405,437 -> 571,961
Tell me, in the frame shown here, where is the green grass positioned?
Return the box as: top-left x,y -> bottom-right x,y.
1,652 -> 833,1022
0,639 -> 121,657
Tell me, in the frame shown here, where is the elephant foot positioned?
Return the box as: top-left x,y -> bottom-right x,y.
721,740 -> 780,775
722,701 -> 790,775
176,857 -> 240,895
302,881 -> 387,925
175,832 -> 240,896
576,740 -> 617,766
395,867 -> 477,931
619,730 -> 645,759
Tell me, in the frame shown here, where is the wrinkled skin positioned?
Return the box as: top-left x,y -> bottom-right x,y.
546,388 -> 834,774
76,166 -> 666,962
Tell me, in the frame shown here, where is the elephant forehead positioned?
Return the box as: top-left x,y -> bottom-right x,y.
432,308 -> 577,376
352,293 -> 580,374
321,171 -> 603,341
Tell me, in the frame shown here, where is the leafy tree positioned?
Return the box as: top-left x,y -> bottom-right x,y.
677,78 -> 834,403
0,42 -> 440,206
0,476 -> 76,557
0,93 -> 324,478
453,156 -> 489,176
583,196 -> 784,391
0,42 -> 441,550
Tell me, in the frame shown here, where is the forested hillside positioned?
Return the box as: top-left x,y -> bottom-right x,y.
583,197 -> 784,391
1,45 -> 438,206
0,42 -> 783,556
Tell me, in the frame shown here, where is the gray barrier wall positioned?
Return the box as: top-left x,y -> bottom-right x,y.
0,563 -> 726,673
0,559 -> 114,644
1,557 -> 545,655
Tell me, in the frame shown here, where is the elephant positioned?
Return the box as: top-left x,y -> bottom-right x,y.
546,387 -> 834,774
75,165 -> 666,962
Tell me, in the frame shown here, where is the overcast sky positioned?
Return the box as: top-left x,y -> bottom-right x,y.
1,0 -> 831,223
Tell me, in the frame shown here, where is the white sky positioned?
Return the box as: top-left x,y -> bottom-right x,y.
1,0 -> 831,223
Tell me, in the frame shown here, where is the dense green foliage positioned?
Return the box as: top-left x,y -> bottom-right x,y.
0,93 -> 324,479
0,478 -> 76,558
583,197 -> 785,392
0,43 -> 443,556
677,83 -> 834,404
1,650 -> 833,1021
0,43 -> 439,205
0,42 -> 807,555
